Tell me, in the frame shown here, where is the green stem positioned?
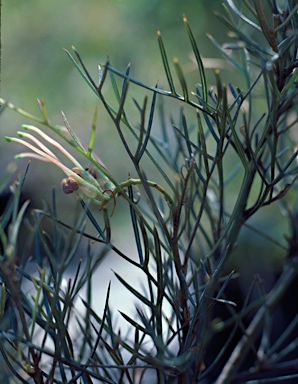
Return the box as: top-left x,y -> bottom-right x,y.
119,178 -> 174,208
207,165 -> 255,272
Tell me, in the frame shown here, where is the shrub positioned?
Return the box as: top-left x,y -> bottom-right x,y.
1,1 -> 298,383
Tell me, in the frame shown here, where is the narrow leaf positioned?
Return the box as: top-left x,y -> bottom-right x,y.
113,271 -> 154,309
183,15 -> 208,102
119,311 -> 148,334
137,90 -> 157,163
61,111 -> 86,152
87,107 -> 98,156
128,185 -> 143,265
80,200 -> 106,241
64,47 -> 98,96
173,57 -> 189,101
157,29 -> 176,94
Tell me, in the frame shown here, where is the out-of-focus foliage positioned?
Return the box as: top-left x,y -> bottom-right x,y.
2,0 -> 222,213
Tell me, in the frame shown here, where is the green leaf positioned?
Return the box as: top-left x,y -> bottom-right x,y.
173,57 -> 189,102
157,29 -> 176,95
61,111 -> 86,152
183,15 -> 208,102
119,311 -> 148,334
87,107 -> 98,156
113,271 -> 155,309
64,47 -> 98,96
136,90 -> 156,163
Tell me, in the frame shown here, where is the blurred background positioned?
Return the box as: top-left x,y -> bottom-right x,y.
2,0 -> 228,218
1,0 -> 225,310
1,0 -> 288,325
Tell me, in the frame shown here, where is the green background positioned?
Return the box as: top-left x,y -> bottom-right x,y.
2,0 -> 225,206
1,0 -> 286,302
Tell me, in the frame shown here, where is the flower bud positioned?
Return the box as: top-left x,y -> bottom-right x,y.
61,177 -> 79,194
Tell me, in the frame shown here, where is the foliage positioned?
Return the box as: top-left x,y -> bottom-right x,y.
1,0 -> 298,383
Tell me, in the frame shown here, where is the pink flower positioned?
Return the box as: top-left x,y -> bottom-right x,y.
6,125 -> 114,204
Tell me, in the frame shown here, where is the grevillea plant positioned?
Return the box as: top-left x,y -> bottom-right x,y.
5,124 -> 173,210
1,1 -> 298,383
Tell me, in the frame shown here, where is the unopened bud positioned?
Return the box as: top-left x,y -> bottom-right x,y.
61,177 -> 79,194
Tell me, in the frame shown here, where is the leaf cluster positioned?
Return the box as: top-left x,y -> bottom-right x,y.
1,0 -> 298,383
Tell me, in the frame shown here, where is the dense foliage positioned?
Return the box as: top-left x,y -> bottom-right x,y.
1,1 -> 298,383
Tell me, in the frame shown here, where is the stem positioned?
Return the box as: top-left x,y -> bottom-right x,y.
119,178 -> 174,208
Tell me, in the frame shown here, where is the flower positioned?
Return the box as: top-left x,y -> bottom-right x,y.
5,125 -> 114,204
